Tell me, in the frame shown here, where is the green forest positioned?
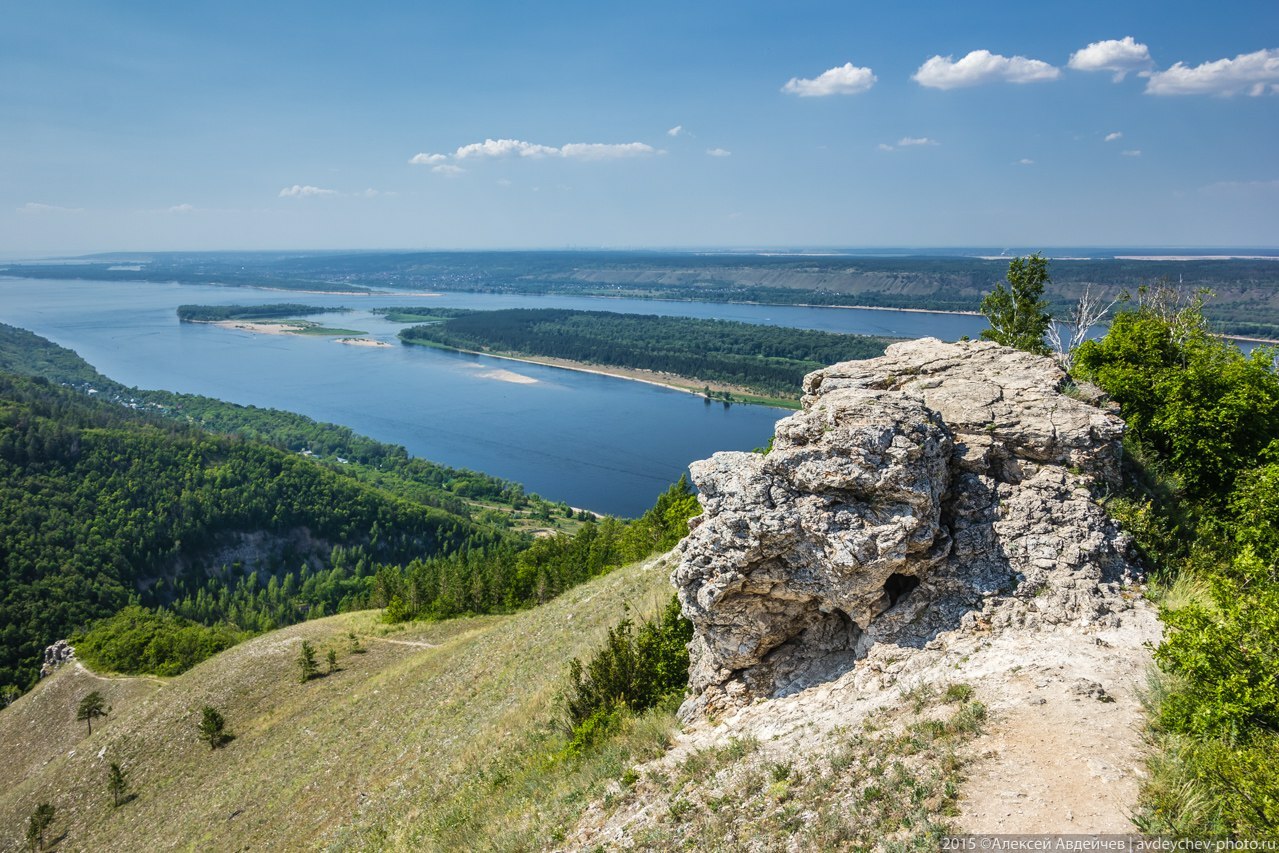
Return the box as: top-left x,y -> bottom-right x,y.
400,308 -> 891,399
175,304 -> 343,322
0,369 -> 501,689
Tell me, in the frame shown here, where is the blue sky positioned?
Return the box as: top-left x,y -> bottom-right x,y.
2,0 -> 1277,253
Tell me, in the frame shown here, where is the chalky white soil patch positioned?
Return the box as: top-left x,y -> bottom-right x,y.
566,594 -> 1158,849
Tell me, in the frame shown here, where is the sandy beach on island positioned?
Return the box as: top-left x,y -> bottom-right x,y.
336,337 -> 393,348
211,320 -> 308,335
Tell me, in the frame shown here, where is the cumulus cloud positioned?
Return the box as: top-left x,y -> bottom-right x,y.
898,136 -> 939,146
1104,131 -> 1123,142
1144,48 -> 1279,96
782,62 -> 877,96
667,125 -> 684,137
432,164 -> 465,176
1122,149 -> 1142,157
706,147 -> 732,157
1017,158 -> 1035,166
279,185 -> 337,198
559,142 -> 656,160
408,153 -> 449,165
410,138 -> 658,167
18,202 -> 84,213
913,50 -> 1060,89
1068,37 -> 1153,81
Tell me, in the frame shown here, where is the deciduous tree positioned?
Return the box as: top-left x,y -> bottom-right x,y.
980,254 -> 1052,355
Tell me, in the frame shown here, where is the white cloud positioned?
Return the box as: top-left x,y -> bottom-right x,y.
432,164 -> 465,176
1068,37 -> 1153,81
667,125 -> 684,137
1104,131 -> 1123,142
913,50 -> 1060,89
782,62 -> 876,96
410,138 -> 659,167
1144,48 -> 1279,96
18,202 -> 84,213
558,142 -> 656,160
168,203 -> 195,213
408,152 -> 449,165
1122,149 -> 1142,157
455,138 -> 560,159
898,136 -> 939,146
278,185 -> 337,198
877,143 -> 896,152
706,147 -> 732,157
1017,158 -> 1035,166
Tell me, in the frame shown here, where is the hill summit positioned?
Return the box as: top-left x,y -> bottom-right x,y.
573,339 -> 1158,845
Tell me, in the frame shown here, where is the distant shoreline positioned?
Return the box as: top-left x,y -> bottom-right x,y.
404,341 -> 800,410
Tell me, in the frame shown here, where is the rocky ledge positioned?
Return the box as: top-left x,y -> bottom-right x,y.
673,338 -> 1139,718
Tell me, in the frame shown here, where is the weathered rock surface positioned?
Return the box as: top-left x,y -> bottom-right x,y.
40,639 -> 75,678
673,338 -> 1136,718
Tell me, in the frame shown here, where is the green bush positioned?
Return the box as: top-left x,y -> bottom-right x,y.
564,596 -> 693,752
75,606 -> 247,677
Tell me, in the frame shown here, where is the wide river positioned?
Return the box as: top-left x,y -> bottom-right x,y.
0,277 -> 988,516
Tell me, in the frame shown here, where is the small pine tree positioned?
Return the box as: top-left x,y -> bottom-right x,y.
25,803 -> 54,852
198,705 -> 230,750
76,691 -> 109,735
107,762 -> 128,808
297,640 -> 318,682
347,631 -> 364,654
326,648 -> 338,675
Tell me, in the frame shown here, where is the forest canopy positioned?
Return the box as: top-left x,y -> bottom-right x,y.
400,308 -> 892,399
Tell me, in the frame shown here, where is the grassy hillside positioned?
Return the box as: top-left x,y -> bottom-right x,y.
0,554 -> 678,851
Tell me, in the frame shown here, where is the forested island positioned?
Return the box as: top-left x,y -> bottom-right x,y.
399,308 -> 893,404
176,304 -> 344,322
176,303 -> 366,336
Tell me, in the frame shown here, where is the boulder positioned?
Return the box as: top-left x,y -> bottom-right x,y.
673,338 -> 1135,718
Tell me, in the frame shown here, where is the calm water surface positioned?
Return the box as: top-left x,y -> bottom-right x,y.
0,278 -> 988,515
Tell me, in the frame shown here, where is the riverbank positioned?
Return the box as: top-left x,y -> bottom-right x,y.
402,340 -> 800,409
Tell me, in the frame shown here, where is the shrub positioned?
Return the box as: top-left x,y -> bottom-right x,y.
564,596 -> 692,752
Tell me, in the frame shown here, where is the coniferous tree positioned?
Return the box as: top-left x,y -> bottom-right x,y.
297,640 -> 318,682
25,803 -> 54,852
107,762 -> 128,807
198,705 -> 230,749
326,648 -> 338,675
76,691 -> 109,735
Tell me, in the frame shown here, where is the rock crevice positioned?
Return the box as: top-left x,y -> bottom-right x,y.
673,338 -> 1135,718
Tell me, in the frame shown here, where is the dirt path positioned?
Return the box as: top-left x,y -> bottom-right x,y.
368,637 -> 440,649
953,604 -> 1160,834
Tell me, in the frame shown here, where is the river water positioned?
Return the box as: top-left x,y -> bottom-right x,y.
0,277 -> 989,515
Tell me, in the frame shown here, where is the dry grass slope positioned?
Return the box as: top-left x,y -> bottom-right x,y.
0,553 -> 677,851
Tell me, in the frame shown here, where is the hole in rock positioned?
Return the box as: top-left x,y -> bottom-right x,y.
884,573 -> 920,607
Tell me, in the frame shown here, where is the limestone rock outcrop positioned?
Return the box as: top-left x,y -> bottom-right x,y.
40,639 -> 75,678
673,338 -> 1136,718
